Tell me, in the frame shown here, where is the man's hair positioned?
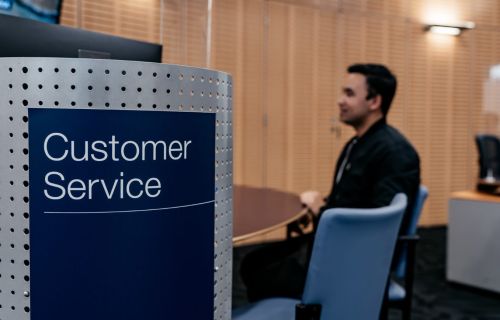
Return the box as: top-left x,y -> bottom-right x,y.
347,63 -> 397,116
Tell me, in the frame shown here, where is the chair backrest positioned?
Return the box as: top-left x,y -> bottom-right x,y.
393,185 -> 428,278
475,134 -> 500,179
301,194 -> 407,320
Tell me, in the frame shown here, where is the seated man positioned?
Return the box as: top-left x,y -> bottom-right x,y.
241,63 -> 420,302
302,63 -> 420,231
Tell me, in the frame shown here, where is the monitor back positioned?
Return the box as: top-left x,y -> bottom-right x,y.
0,14 -> 162,62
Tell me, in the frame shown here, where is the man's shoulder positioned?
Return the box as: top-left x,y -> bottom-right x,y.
373,124 -> 419,156
380,124 -> 412,145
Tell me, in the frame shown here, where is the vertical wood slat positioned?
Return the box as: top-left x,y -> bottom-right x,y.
161,0 -> 207,65
61,0 -> 161,44
288,6 -> 314,193
211,0 -> 240,183
241,0 -> 265,187
60,0 -> 77,27
212,0 -> 265,187
265,1 -> 290,190
265,3 -> 339,195
313,10 -> 338,194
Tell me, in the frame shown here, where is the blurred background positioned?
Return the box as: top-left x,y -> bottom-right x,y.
51,0 -> 500,227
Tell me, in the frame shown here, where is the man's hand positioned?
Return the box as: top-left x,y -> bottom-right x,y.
300,190 -> 325,215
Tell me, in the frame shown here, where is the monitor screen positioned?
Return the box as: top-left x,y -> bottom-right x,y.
0,0 -> 62,24
0,14 -> 162,62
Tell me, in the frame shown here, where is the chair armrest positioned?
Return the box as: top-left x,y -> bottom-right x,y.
295,303 -> 322,320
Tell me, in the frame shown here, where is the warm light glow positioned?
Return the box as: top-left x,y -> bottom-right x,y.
422,5 -> 474,37
490,65 -> 500,80
423,7 -> 458,27
429,26 -> 461,36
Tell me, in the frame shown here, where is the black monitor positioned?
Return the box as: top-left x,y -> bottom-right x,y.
0,14 -> 162,62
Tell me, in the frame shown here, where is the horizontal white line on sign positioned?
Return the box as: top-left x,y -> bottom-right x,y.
43,200 -> 215,214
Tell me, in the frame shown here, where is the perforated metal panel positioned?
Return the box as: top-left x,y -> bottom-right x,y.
0,57 -> 233,320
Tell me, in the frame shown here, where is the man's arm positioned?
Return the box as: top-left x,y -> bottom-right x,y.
300,190 -> 325,214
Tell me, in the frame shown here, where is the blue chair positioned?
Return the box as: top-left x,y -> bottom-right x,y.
387,186 -> 428,320
233,194 -> 407,320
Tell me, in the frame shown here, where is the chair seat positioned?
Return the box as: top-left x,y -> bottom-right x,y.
232,298 -> 299,320
388,280 -> 406,301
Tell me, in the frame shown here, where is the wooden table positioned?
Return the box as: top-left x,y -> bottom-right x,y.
447,190 -> 500,293
232,185 -> 309,245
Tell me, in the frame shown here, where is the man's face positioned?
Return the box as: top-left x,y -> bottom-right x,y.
338,73 -> 376,127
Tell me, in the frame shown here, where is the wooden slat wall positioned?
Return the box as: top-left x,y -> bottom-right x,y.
287,6 -> 316,192
60,0 -> 500,225
212,0 -> 266,187
265,2 -> 343,194
265,1 -> 290,190
61,0 -> 160,43
313,10 -> 340,194
60,0 -> 77,26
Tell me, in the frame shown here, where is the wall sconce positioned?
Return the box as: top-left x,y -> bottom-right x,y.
424,22 -> 475,36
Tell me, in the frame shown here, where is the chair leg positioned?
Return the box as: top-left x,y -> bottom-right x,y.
402,304 -> 411,320
400,294 -> 413,320
401,238 -> 417,320
379,279 -> 390,320
379,300 -> 388,320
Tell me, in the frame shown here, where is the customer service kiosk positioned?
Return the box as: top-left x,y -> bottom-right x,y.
0,58 -> 232,320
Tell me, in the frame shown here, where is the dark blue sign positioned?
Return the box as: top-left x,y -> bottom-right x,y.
29,108 -> 215,320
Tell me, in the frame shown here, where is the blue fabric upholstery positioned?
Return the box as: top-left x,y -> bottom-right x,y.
233,194 -> 407,320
